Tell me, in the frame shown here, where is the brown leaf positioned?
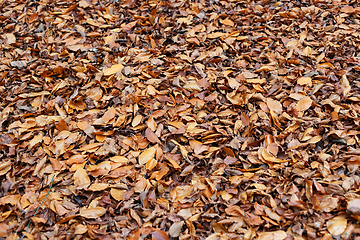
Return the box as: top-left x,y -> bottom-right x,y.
152,230 -> 170,240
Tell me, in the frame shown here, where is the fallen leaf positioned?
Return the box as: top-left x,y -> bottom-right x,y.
80,207 -> 106,219
139,146 -> 156,165
103,64 -> 124,76
257,230 -> 287,240
295,96 -> 312,112
327,216 -> 347,236
152,230 -> 170,240
74,168 -> 91,189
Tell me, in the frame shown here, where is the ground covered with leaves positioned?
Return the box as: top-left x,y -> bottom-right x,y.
1,0 -> 360,239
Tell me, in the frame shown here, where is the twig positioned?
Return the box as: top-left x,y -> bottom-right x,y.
19,174 -> 56,240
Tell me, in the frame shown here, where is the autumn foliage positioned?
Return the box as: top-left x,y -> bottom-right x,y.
1,0 -> 360,239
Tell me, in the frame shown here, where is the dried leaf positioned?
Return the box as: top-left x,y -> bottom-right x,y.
152,230 -> 170,240
295,96 -> 312,112
139,146 -> 156,165
327,216 -> 347,236
74,168 -> 91,189
257,230 -> 287,240
103,64 -> 124,76
80,207 -> 106,219
183,81 -> 201,92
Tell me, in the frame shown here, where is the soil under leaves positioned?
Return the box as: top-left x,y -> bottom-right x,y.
1,0 -> 360,239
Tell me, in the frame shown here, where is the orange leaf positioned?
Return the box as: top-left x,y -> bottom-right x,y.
295,96 -> 312,112
139,147 -> 156,165
221,19 -> 234,26
102,107 -> 116,123
80,207 -> 106,219
103,64 -> 124,76
0,195 -> 21,206
74,168 -> 91,189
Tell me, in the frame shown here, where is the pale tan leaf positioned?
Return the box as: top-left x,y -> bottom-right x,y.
303,46 -> 312,56
110,188 -> 126,201
327,216 -> 347,236
257,230 -> 287,240
74,224 -> 88,235
0,222 -> 9,237
152,230 -> 170,240
103,64 -> 124,76
6,33 -> 16,44
139,146 -> 156,165
80,207 -> 106,219
110,156 -> 128,163
183,81 -> 201,92
347,199 -> 360,215
266,98 -> 282,114
319,196 -> 339,212
222,19 -> 234,26
0,195 -> 21,206
207,32 -> 226,39
295,96 -> 312,112
307,136 -> 322,144
74,168 -> 91,189
297,77 -> 312,86
169,221 -> 184,238
88,183 -> 109,191
29,132 -> 43,149
132,115 -> 143,127
102,107 -> 116,123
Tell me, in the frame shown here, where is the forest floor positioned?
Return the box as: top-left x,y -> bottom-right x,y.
1,0 -> 360,239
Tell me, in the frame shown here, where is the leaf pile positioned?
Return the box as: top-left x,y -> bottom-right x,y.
1,0 -> 360,239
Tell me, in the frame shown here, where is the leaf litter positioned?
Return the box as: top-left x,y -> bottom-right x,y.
1,0 -> 360,239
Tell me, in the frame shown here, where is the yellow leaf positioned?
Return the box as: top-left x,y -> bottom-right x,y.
80,207 -> 106,219
103,64 -> 124,76
139,146 -> 156,165
74,168 -> 91,189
